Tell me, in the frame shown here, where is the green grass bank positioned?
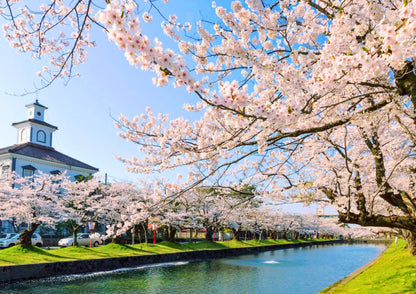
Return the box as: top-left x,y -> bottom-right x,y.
0,238 -> 331,266
322,239 -> 416,293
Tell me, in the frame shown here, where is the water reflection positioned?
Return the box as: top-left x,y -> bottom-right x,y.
0,244 -> 385,294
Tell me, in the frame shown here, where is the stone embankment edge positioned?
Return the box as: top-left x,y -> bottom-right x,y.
0,240 -> 342,284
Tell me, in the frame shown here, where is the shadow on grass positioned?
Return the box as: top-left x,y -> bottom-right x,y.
94,243 -> 158,256
185,241 -> 229,250
0,245 -> 73,264
136,242 -> 188,254
0,258 -> 13,265
158,241 -> 187,250
9,245 -> 65,259
55,246 -> 113,259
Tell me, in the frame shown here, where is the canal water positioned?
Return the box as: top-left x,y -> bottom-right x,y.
1,243 -> 385,294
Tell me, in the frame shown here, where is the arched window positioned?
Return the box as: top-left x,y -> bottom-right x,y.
20,129 -> 29,142
37,130 -> 46,143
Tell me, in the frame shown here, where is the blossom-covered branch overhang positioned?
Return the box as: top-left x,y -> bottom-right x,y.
2,1 -> 416,251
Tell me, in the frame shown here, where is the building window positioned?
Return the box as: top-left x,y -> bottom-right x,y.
1,165 -> 10,175
36,130 -> 46,143
50,170 -> 62,185
20,129 -> 28,142
23,169 -> 34,178
22,165 -> 36,178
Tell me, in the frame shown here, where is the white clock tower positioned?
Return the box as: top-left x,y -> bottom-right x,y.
0,100 -> 99,234
12,100 -> 57,147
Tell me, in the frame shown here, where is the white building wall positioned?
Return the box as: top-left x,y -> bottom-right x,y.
27,105 -> 45,121
29,125 -> 53,147
14,157 -> 94,181
16,124 -> 31,145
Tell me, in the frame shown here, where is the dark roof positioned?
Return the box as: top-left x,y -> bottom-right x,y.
12,119 -> 58,130
0,143 -> 98,172
25,100 -> 48,109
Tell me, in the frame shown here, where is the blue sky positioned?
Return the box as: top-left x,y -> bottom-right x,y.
0,0 -> 216,183
0,1 -> 331,214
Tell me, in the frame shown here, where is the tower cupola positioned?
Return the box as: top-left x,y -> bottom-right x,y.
12,100 -> 58,147
26,99 -> 47,121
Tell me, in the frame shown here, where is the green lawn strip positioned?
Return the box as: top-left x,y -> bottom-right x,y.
0,238 -> 335,266
321,239 -> 416,294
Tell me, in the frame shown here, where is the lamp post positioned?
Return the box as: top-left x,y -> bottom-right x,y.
88,222 -> 95,248
152,224 -> 156,244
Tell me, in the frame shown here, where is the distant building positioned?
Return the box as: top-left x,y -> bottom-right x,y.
316,208 -> 338,219
0,100 -> 98,232
316,208 -> 325,216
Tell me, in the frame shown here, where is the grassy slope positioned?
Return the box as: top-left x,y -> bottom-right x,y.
322,239 -> 416,294
0,238 -> 331,266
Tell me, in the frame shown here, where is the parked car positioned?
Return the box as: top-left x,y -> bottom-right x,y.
58,233 -> 100,247
0,233 -> 18,240
0,233 -> 43,248
100,233 -> 133,245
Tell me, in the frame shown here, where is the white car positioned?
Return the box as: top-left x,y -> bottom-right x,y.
58,233 -> 100,247
0,233 -> 43,248
0,233 -> 18,240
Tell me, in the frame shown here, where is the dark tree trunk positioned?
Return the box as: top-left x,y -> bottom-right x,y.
293,231 -> 299,240
132,225 -> 139,245
17,223 -> 39,248
205,226 -> 214,241
137,227 -> 142,244
166,225 -> 177,242
232,228 -> 240,241
141,223 -> 148,244
72,225 -> 79,247
395,61 -> 416,105
403,230 -> 416,255
112,235 -> 125,245
163,226 -> 168,241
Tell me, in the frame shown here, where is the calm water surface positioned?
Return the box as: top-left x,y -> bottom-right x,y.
1,243 -> 385,294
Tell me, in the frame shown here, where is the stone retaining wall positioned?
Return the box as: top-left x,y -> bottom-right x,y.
0,240 -> 342,284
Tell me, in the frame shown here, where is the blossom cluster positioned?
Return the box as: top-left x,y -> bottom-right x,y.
3,0 -> 416,234
1,0 -> 95,82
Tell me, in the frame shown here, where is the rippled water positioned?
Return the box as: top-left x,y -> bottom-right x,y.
0,243 -> 385,294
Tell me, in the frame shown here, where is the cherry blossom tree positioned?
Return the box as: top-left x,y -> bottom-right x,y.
214,186 -> 262,240
3,1 -> 416,252
62,178 -> 104,246
0,172 -> 70,247
94,181 -> 144,244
